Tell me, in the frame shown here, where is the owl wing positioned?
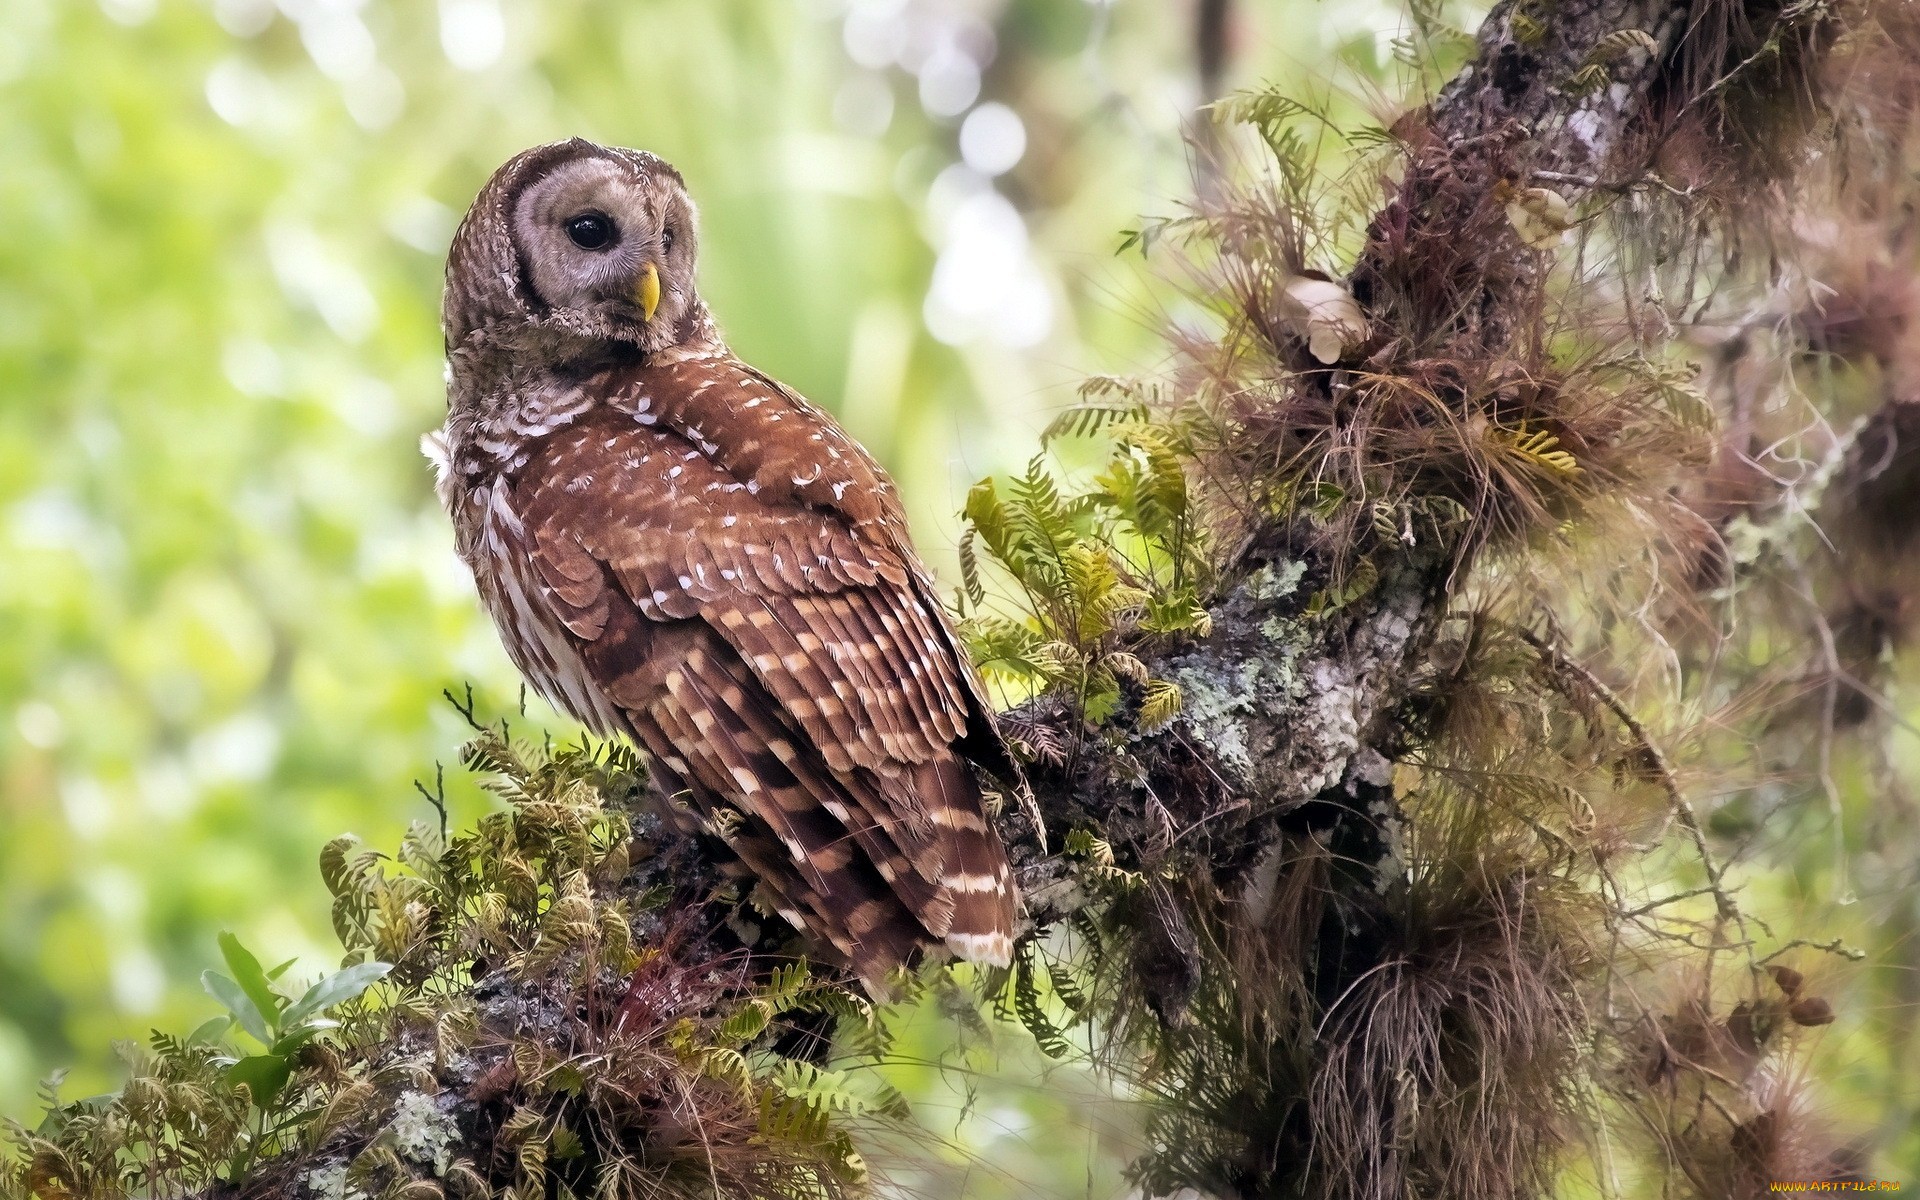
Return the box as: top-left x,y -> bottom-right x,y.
506,393 -> 1014,984
627,355 -> 1019,777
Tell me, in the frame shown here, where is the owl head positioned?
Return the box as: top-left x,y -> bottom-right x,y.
444,139 -> 707,357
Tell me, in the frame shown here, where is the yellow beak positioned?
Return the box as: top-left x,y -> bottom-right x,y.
637,262 -> 661,323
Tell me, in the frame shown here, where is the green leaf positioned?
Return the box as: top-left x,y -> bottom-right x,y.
269,1018 -> 339,1056
1140,679 -> 1184,730
719,1000 -> 772,1045
202,970 -> 273,1046
265,957 -> 297,982
764,958 -> 811,1004
1041,396 -> 1150,444
218,932 -> 284,1032
1301,479 -> 1347,520
227,1053 -> 293,1108
550,1124 -> 584,1161
957,528 -> 985,606
399,820 -> 447,883
319,834 -> 362,897
186,1015 -> 233,1046
281,961 -> 392,1028
1009,947 -> 1074,1059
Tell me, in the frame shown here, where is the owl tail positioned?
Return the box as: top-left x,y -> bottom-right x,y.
620,620 -> 1017,991
914,753 -> 1017,969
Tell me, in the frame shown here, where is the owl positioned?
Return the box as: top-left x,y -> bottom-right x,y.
425,139 -> 1019,985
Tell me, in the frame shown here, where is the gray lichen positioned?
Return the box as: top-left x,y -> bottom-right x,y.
1157,555 -> 1434,810
302,1162 -> 363,1200
1167,653 -> 1296,788
390,1090 -> 460,1176
1245,559 -> 1308,603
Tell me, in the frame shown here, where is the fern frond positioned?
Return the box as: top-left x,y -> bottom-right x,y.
1140,680 -> 1185,731
1044,385 -> 1153,444
1493,425 -> 1582,475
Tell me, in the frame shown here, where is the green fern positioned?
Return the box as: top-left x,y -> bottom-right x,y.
959,409 -> 1214,733
5,725 -> 893,1200
1492,425 -> 1582,476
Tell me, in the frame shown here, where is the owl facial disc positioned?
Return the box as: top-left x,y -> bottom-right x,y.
459,141 -> 702,354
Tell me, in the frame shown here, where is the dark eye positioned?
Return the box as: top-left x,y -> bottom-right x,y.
661,226 -> 676,254
564,213 -> 615,250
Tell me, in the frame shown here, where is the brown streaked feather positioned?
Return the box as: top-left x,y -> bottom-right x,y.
789,589 -> 919,765
648,737 -> 877,967
606,627 -> 876,957
709,600 -> 861,770
501,372 -> 1017,984
694,634 -> 955,928
913,754 -> 1015,964
621,620 -> 953,977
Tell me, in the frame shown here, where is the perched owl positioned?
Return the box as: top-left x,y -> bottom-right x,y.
425,139 -> 1019,985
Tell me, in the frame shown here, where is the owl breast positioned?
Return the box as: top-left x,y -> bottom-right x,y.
442,455 -> 628,737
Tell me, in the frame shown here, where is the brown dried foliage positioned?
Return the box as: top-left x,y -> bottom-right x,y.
1155,123 -> 1712,594
1054,5 -> 1911,1179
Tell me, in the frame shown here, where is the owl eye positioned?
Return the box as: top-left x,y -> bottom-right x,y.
564,213 -> 616,250
661,226 -> 676,254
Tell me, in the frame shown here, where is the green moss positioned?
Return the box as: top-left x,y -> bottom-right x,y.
2,729 -> 894,1200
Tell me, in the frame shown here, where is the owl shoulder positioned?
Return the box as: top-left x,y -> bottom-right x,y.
600,354 -> 910,538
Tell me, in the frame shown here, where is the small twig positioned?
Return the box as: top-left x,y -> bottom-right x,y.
1531,169 -> 1602,188
1505,624 -> 1747,943
443,683 -> 486,733
1757,936 -> 1867,965
1615,886 -> 1721,920
413,761 -> 449,843
1641,928 -> 1756,954
1531,167 -> 1698,199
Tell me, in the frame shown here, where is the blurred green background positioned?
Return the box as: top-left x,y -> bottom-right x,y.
2,0 -> 1913,1190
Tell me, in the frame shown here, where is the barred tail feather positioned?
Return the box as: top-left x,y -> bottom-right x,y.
606,618 -> 1014,987
917,755 -> 1016,968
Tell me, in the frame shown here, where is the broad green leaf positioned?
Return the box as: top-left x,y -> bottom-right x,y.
218,932 -> 284,1032
281,961 -> 392,1028
202,970 -> 272,1046
227,1054 -> 293,1108
186,1015 -> 234,1047
268,1019 -> 339,1056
